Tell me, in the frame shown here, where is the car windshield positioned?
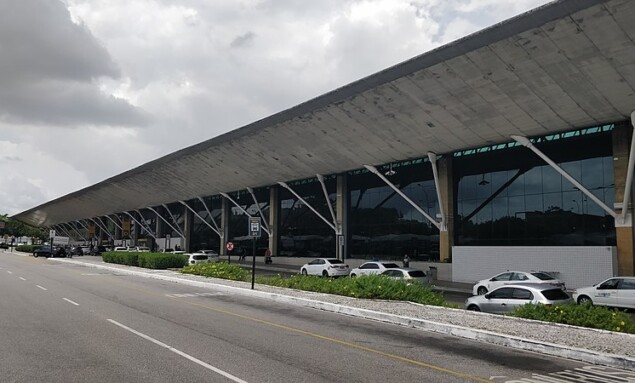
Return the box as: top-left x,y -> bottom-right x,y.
381,263 -> 400,268
327,259 -> 344,264
540,289 -> 570,300
408,270 -> 426,277
531,272 -> 555,280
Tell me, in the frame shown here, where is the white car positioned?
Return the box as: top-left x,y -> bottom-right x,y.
128,246 -> 150,252
300,258 -> 349,277
198,249 -> 220,263
187,253 -> 212,265
573,277 -> 635,309
472,271 -> 565,296
350,261 -> 400,277
113,246 -> 128,252
380,268 -> 427,284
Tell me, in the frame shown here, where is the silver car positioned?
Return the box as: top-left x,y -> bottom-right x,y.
380,268 -> 427,284
465,283 -> 572,314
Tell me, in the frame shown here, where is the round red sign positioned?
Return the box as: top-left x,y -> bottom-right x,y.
226,241 -> 234,251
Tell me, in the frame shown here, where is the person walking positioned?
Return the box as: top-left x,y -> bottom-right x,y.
264,248 -> 272,264
239,247 -> 246,262
402,253 -> 410,268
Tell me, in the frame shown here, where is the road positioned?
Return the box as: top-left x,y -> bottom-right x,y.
1,252 -> 634,383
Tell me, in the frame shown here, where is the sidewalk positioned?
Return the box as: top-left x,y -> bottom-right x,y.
34,255 -> 635,371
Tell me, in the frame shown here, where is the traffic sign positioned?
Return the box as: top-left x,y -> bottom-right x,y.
249,217 -> 261,238
49,230 -> 56,238
226,241 -> 234,251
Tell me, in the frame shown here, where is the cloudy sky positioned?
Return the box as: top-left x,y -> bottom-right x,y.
0,0 -> 550,216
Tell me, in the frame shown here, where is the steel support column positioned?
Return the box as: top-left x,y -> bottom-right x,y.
180,200 -> 221,237
148,207 -> 185,239
122,212 -> 157,240
220,192 -> 271,236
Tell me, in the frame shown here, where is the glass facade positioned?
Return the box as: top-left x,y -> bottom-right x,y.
455,131 -> 616,246
189,196 -> 222,252
228,188 -> 270,256
278,177 -> 336,257
348,160 -> 439,261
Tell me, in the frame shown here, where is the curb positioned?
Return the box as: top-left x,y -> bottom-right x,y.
51,258 -> 635,371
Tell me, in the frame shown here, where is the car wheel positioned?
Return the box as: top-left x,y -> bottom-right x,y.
301,269 -> 308,276
34,253 -> 38,258
322,270 -> 329,277
467,305 -> 480,312
350,273 -> 357,278
577,295 -> 593,305
477,286 -> 488,295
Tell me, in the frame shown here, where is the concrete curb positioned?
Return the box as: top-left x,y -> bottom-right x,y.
51,258 -> 635,371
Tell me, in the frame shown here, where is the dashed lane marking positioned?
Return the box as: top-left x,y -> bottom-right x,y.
19,277 -> 26,281
36,285 -> 47,291
63,298 -> 80,306
7,270 -> 13,274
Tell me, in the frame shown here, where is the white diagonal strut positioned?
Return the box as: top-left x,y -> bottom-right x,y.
197,196 -> 221,233
89,218 -> 115,241
160,204 -> 186,237
246,187 -> 270,233
363,165 -> 441,230
511,135 -> 617,219
315,174 -> 337,231
427,152 -> 447,231
106,215 -> 123,231
63,222 -> 87,242
219,192 -> 271,236
153,206 -> 185,238
277,182 -> 338,233
179,201 -> 220,237
123,211 -> 157,240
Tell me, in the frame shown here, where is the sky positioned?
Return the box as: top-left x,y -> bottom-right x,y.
0,0 -> 551,217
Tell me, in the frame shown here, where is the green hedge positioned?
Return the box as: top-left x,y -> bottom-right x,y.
181,262 -> 248,281
510,303 -> 635,334
138,253 -> 187,269
102,251 -> 187,269
16,245 -> 42,253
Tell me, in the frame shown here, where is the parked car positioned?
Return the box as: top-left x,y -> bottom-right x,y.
70,246 -> 84,256
349,261 -> 400,277
114,246 -> 128,252
300,258 -> 350,277
572,277 -> 635,310
472,271 -> 565,296
380,268 -> 427,284
197,249 -> 220,263
0,242 -> 9,249
128,246 -> 150,252
465,284 -> 573,314
90,245 -> 108,256
186,253 -> 212,265
33,245 -> 66,258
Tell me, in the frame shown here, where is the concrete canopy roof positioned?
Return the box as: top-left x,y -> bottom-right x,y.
14,0 -> 635,227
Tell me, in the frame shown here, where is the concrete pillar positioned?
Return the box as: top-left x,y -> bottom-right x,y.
183,206 -> 192,252
220,197 -> 230,256
269,186 -> 279,256
613,125 -> 635,276
133,220 -> 140,247
438,156 -> 455,263
155,210 -> 164,238
336,173 -> 349,260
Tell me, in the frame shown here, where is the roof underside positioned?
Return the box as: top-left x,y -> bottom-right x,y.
14,0 -> 635,227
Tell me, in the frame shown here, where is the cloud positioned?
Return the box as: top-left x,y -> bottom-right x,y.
0,0 -> 147,127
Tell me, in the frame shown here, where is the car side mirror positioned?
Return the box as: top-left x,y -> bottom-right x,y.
484,293 -> 491,299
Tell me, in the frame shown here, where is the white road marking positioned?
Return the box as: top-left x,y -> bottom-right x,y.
36,285 -> 47,291
63,298 -> 80,306
7,270 -> 13,274
107,319 -> 248,383
19,277 -> 26,281
165,292 -> 224,298
505,365 -> 635,382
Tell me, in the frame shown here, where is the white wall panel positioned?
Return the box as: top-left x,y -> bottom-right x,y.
453,246 -> 617,289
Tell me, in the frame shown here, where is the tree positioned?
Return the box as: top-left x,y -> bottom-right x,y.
0,214 -> 47,241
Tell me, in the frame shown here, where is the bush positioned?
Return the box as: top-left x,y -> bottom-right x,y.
509,303 -> 635,334
102,251 -> 139,266
16,245 -> 42,253
256,274 -> 449,307
181,262 -> 248,281
138,253 -> 187,269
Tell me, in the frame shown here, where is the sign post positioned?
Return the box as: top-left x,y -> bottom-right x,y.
249,217 -> 261,290
49,230 -> 55,254
166,233 -> 171,251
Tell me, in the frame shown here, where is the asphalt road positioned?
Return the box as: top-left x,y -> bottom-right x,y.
1,252 -> 633,383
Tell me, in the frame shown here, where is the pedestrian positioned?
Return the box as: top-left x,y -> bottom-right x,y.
403,253 -> 410,268
239,247 -> 246,262
264,248 -> 272,264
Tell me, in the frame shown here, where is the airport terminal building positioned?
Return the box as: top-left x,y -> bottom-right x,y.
13,0 -> 635,288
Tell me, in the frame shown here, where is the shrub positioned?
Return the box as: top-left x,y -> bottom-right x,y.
102,251 -> 139,266
181,262 -> 248,281
138,253 -> 187,269
16,245 -> 42,253
256,274 -> 449,307
509,303 -> 635,334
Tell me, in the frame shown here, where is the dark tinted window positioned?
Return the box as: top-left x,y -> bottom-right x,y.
492,272 -> 512,281
408,270 -> 426,277
531,272 -> 555,281
598,279 -> 620,290
366,264 -> 379,269
489,287 -> 513,299
541,289 -> 570,300
327,259 -> 344,264
511,288 -> 533,300
381,263 -> 400,269
511,273 -> 529,281
619,279 -> 635,290
192,255 -> 208,260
